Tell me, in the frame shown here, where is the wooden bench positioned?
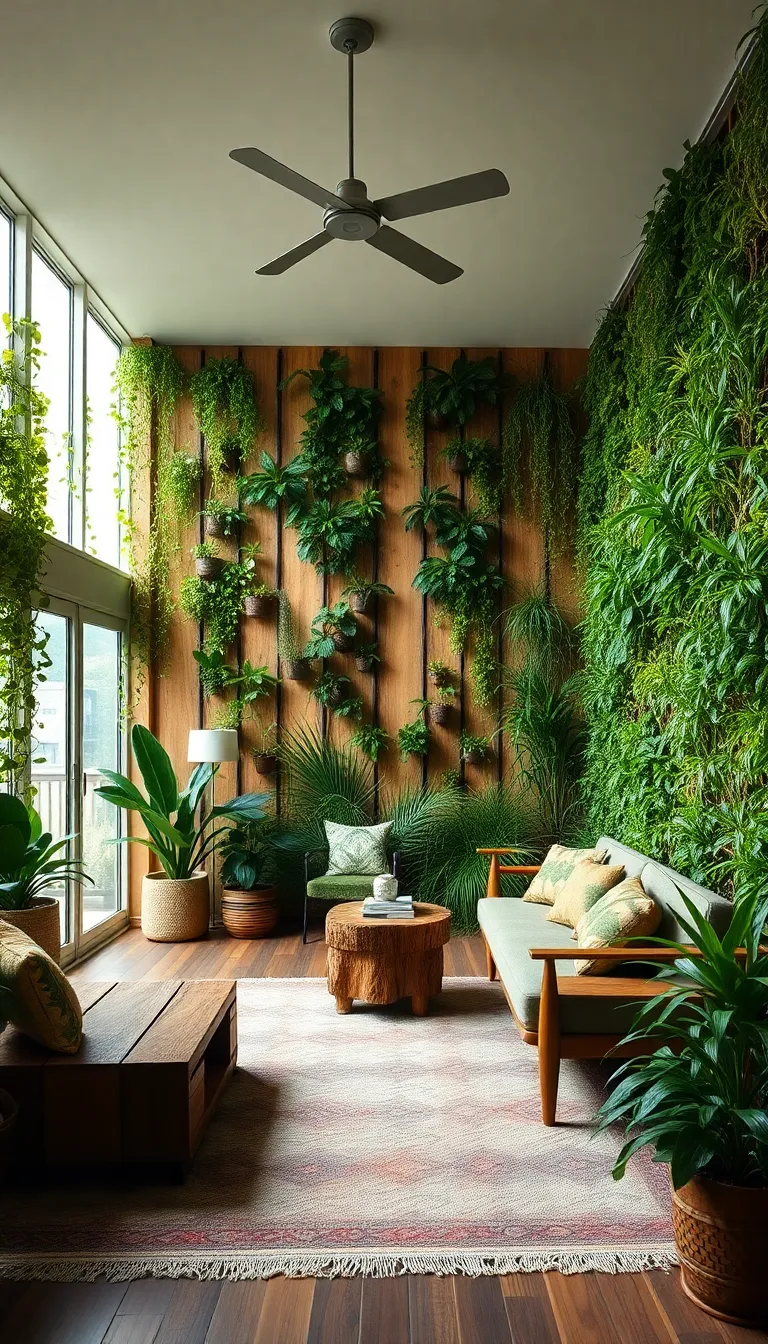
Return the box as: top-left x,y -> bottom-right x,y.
0,978 -> 237,1179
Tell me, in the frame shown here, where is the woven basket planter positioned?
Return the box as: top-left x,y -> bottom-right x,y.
672,1175 -> 768,1325
245,593 -> 277,619
348,591 -> 372,615
195,556 -> 225,581
430,703 -> 454,727
1,897 -> 61,962
343,450 -> 371,478
332,629 -> 356,652
203,515 -> 225,540
462,748 -> 486,767
446,451 -> 469,474
141,870 -> 210,943
254,752 -> 279,776
222,886 -> 279,939
282,658 -> 311,681
324,683 -> 346,709
355,655 -> 376,673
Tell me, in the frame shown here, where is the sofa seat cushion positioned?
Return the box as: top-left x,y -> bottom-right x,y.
478,897 -> 656,1036
307,874 -> 378,903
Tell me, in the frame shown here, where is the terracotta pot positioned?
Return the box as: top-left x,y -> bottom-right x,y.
141,870 -> 209,943
282,658 -> 311,681
462,748 -> 486,767
343,450 -> 371,478
204,515 -> 225,540
430,703 -> 453,727
348,591 -> 372,615
331,629 -> 356,652
1,897 -> 61,962
222,886 -> 279,939
195,556 -> 225,581
446,451 -> 469,474
672,1174 -> 768,1325
254,752 -> 279,776
355,655 -> 376,673
0,1088 -> 19,1183
425,408 -> 453,433
245,593 -> 277,619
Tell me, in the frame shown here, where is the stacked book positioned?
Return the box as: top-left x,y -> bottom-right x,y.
362,893 -> 415,919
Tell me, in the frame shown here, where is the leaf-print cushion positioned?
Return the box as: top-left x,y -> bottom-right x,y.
546,860 -> 626,929
523,844 -> 608,907
325,820 -> 392,877
0,919 -> 82,1053
574,877 -> 662,975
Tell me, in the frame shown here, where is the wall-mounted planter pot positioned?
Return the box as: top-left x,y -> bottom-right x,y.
425,409 -> 453,433
222,885 -> 279,939
429,668 -> 451,690
324,683 -> 346,709
447,451 -> 469,474
204,516 -> 225,540
348,591 -> 373,616
254,752 -> 279,776
430,703 -> 454,727
343,450 -> 371,478
245,594 -> 277,619
221,447 -> 242,474
355,655 -> 377,674
195,556 -> 225,581
462,748 -> 487,767
282,658 -> 311,681
332,629 -> 356,652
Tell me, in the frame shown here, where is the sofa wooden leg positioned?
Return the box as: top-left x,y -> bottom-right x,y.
482,933 -> 497,981
538,960 -> 561,1126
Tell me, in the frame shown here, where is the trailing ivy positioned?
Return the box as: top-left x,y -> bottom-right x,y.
502,364 -> 575,556
190,356 -> 264,490
0,316 -> 52,797
579,8 -> 768,905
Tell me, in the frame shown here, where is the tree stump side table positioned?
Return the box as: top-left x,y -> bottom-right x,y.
325,901 -> 451,1015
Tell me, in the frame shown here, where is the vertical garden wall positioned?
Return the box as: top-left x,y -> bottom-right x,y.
578,10 -> 768,903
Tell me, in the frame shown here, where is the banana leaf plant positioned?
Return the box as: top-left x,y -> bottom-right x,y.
0,793 -> 92,911
95,724 -> 269,881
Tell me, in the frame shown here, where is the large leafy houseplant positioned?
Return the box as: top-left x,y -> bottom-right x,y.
295,494 -> 382,575
405,354 -> 500,463
282,350 -> 382,498
238,451 -> 307,522
0,794 -> 91,911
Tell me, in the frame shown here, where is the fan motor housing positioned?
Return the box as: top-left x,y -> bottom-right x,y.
324,177 -> 380,240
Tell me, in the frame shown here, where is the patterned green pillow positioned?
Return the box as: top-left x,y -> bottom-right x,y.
523,844 -> 608,907
325,820 -> 393,876
546,860 -> 625,929
574,877 -> 662,975
0,919 -> 82,1053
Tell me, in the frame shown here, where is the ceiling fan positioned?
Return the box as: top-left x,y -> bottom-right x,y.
229,16 -> 510,285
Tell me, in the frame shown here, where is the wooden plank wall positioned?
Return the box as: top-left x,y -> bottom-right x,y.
131,344 -> 587,917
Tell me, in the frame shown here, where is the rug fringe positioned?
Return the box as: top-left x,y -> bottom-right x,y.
0,1247 -> 678,1283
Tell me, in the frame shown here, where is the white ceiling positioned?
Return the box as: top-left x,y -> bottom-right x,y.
0,0 -> 756,347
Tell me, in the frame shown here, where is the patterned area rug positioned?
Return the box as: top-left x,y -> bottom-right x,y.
0,977 -> 675,1281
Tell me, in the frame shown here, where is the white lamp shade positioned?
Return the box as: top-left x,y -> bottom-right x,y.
187,728 -> 239,764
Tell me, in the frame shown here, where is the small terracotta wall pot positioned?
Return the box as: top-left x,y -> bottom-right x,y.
1,897 -> 61,963
254,752 -> 279,775
348,591 -> 372,615
282,658 -> 311,681
446,451 -> 469,474
462,748 -> 486,767
332,629 -> 356,652
355,656 -> 375,673
195,556 -> 225,581
141,870 -> 210,943
245,593 -> 277,619
430,703 -> 453,727
222,886 -> 279,939
0,1087 -> 19,1182
672,1174 -> 768,1325
343,450 -> 370,478
204,515 -> 225,540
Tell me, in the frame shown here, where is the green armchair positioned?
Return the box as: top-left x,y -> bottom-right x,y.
303,848 -> 402,943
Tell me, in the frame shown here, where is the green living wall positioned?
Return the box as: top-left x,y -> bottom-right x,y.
579,10 -> 768,904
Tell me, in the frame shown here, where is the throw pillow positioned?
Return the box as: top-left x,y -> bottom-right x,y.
0,919 -> 82,1053
325,820 -> 393,877
574,877 -> 662,975
523,844 -> 608,907
546,860 -> 625,928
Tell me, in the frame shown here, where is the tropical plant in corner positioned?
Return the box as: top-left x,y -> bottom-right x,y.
238,450 -> 308,522
190,356 -> 264,491
0,794 -> 92,910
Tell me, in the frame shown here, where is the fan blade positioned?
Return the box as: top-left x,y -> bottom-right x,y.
375,169 -> 509,222
257,232 -> 333,275
366,226 -> 462,284
229,147 -> 352,213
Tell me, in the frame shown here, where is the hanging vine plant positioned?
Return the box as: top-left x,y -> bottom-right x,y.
502,364 -> 576,556
0,316 -> 52,798
190,356 -> 264,490
113,342 -> 186,684
405,354 -> 500,466
281,349 -> 382,498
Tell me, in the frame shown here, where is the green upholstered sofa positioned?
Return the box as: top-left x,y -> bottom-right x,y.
477,836 -> 732,1125
302,849 -> 401,943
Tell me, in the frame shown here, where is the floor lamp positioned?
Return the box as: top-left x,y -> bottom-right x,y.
187,728 -> 239,927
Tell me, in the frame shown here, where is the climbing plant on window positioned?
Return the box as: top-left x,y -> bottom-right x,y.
189,356 -> 264,491
0,316 -> 52,798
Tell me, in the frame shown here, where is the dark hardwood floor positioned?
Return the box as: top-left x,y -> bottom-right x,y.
0,923 -> 763,1344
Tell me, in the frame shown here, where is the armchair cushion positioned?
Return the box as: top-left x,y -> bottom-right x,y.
307,874 -> 380,903
325,820 -> 392,876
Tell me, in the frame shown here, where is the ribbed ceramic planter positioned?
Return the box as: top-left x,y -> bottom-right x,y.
245,594 -> 277,619
204,515 -> 225,540
430,703 -> 453,727
282,658 -> 311,681
332,629 -> 356,652
195,556 -> 225,581
672,1175 -> 768,1325
1,897 -> 61,962
355,655 -> 376,673
141,870 -> 210,943
254,752 -> 279,775
343,450 -> 371,478
348,591 -> 372,615
222,886 -> 279,939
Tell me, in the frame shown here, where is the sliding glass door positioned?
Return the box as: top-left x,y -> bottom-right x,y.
32,599 -> 127,963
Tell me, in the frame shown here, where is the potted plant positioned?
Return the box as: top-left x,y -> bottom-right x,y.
441,437 -> 469,475
239,450 -> 307,523
342,576 -> 395,616
96,724 -> 268,942
0,794 -> 91,963
220,821 -> 280,938
198,499 -> 247,540
192,648 -> 233,696
278,592 -> 312,681
354,642 -> 380,674
402,485 -> 458,535
397,715 -> 430,761
596,892 -> 768,1326
244,583 -> 279,619
431,685 -> 457,726
192,541 -> 225,581
459,731 -> 490,766
311,672 -> 362,718
350,722 -> 389,762
406,354 -> 500,453
342,432 -> 377,479
253,723 -> 279,776
427,659 -> 453,689
305,602 -> 358,658
295,492 -> 383,575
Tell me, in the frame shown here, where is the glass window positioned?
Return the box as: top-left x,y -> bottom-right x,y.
31,611 -> 71,946
82,622 -> 123,932
0,208 -> 11,321
32,249 -> 73,544
86,313 -> 123,567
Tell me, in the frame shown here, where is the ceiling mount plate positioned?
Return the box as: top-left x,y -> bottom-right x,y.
329,17 -> 374,55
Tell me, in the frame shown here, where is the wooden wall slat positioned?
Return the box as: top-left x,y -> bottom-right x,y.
424,347 -> 461,787
464,347 -> 501,788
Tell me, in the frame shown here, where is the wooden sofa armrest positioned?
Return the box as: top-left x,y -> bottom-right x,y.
477,850 -> 541,898
528,946 -> 700,962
